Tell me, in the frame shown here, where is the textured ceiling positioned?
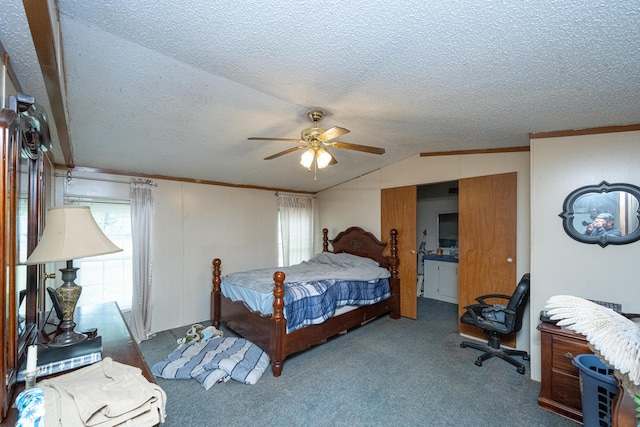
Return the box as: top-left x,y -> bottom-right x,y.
1,1 -> 639,192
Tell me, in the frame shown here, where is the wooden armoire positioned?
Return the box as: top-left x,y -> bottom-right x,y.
0,93 -> 51,420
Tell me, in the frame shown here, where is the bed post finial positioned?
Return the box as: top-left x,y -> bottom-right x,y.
212,258 -> 222,328
322,228 -> 329,252
272,271 -> 285,320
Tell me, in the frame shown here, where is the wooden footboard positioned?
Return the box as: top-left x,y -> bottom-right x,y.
211,227 -> 400,376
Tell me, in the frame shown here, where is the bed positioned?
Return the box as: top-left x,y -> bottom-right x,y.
211,226 -> 400,376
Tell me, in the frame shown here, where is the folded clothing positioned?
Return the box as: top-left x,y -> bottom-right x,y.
16,388 -> 45,427
152,336 -> 270,390
38,357 -> 166,427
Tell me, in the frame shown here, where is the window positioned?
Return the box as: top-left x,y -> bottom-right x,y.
277,195 -> 314,267
66,200 -> 133,310
438,212 -> 458,248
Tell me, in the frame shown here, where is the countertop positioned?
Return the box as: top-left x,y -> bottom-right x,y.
423,254 -> 458,263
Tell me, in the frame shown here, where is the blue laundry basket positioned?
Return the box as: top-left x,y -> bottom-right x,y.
573,354 -> 619,427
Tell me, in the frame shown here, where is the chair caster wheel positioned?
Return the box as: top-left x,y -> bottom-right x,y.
517,367 -> 525,375
460,343 -> 466,348
475,359 -> 482,367
523,355 -> 530,361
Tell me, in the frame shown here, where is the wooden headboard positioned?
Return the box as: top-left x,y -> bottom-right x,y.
322,227 -> 393,268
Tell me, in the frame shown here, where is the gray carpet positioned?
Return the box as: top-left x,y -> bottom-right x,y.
139,298 -> 577,427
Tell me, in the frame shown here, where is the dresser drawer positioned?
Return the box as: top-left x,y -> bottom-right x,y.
550,369 -> 583,410
538,322 -> 590,423
552,335 -> 591,374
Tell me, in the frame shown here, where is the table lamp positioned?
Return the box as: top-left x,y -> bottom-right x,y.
25,206 -> 122,347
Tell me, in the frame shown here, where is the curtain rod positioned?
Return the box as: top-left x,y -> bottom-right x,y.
275,191 -> 315,198
55,172 -> 157,187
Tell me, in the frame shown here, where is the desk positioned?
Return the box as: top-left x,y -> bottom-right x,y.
72,302 -> 154,383
1,302 -> 154,425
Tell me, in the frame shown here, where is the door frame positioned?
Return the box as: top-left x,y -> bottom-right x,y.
381,172 -> 518,339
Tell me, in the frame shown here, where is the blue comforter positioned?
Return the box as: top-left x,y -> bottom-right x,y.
222,252 -> 391,333
283,277 -> 390,332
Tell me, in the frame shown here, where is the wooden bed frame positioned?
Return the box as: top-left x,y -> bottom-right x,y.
211,226 -> 400,377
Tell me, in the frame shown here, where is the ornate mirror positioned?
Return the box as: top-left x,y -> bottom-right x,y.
559,181 -> 640,247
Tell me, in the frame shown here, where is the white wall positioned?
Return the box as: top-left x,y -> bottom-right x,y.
530,130 -> 640,380
2,63 -> 18,107
151,180 -> 277,332
55,170 -> 280,333
417,194 -> 458,256
314,171 -> 383,252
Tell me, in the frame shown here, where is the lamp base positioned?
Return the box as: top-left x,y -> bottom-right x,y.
49,329 -> 87,347
49,265 -> 86,347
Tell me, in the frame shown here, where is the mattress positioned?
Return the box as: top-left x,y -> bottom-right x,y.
221,252 -> 391,332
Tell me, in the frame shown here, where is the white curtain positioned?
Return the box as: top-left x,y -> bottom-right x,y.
129,179 -> 155,343
278,194 -> 314,267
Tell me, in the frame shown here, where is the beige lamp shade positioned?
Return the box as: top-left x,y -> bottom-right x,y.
25,206 -> 122,264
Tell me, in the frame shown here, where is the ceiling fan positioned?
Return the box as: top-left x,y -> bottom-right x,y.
248,110 -> 385,178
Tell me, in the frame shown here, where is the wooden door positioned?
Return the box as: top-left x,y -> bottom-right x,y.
458,172 -> 517,346
381,186 -> 417,319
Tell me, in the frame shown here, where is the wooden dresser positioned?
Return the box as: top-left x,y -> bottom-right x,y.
538,321 -> 638,426
538,321 -> 592,423
0,301 -> 154,425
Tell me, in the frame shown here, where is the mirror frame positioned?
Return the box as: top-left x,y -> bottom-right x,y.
559,181 -> 640,247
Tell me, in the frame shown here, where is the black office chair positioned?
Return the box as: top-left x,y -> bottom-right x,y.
459,273 -> 530,374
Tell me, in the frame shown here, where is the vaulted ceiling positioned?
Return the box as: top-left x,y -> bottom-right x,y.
1,1 -> 639,192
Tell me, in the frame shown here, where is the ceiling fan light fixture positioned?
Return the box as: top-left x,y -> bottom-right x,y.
316,148 -> 332,169
300,148 -> 315,169
250,109 -> 384,177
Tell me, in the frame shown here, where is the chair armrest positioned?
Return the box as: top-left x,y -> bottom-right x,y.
475,294 -> 511,305
463,303 -> 490,310
462,303 -> 490,323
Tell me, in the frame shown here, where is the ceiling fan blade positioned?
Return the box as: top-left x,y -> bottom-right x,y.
264,146 -> 306,160
329,141 -> 385,155
316,126 -> 350,142
248,137 -> 303,143
328,151 -> 338,166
